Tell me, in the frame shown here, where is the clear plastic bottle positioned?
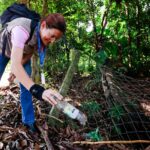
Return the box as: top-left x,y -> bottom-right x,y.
55,99 -> 87,125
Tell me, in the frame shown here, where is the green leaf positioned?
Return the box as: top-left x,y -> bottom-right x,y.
94,50 -> 108,65
81,101 -> 102,117
86,128 -> 103,141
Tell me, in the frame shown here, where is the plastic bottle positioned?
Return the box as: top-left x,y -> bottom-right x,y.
55,98 -> 87,125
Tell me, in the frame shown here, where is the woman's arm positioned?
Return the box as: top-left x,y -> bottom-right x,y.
10,45 -> 34,90
10,46 -> 62,105
8,53 -> 33,82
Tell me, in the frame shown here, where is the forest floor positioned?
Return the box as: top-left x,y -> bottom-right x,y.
0,70 -> 150,150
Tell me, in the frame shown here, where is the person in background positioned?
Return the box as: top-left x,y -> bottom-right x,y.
0,13 -> 66,132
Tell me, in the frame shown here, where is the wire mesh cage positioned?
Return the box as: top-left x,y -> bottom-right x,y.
76,66 -> 150,149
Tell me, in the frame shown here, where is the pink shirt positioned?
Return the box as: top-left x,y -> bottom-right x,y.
11,26 -> 29,49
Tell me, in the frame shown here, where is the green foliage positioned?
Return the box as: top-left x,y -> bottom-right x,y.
44,39 -> 69,76
81,101 -> 102,117
108,104 -> 125,121
111,124 -> 122,135
0,0 -> 16,14
85,128 -> 103,141
0,0 -> 149,77
108,104 -> 125,135
94,50 -> 108,66
84,72 -> 101,90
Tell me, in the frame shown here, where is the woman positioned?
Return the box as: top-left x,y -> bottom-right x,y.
0,13 -> 66,132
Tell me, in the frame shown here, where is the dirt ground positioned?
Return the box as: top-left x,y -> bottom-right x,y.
0,73 -> 150,150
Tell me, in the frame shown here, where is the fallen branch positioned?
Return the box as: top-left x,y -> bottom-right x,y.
73,140 -> 150,145
37,125 -> 54,150
8,91 -> 19,102
40,113 -> 64,123
0,126 -> 14,132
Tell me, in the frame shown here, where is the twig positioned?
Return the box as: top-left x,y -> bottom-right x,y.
50,106 -> 55,115
73,140 -> 150,145
8,91 -> 19,102
37,125 -> 54,150
40,113 -> 64,123
36,104 -> 42,115
0,103 -> 15,108
0,126 -> 14,132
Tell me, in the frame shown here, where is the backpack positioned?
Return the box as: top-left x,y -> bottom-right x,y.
0,2 -> 40,29
0,3 -> 41,55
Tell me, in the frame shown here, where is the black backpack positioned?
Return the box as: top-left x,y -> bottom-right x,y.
0,2 -> 40,29
0,3 -> 40,55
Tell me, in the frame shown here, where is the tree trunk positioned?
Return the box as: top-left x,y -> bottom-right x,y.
136,0 -> 141,49
117,43 -> 123,67
59,49 -> 80,96
42,0 -> 48,17
125,2 -> 132,68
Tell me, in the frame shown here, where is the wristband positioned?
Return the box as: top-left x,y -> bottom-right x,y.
29,84 -> 45,100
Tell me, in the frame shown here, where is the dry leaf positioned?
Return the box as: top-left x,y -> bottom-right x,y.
0,142 -> 4,150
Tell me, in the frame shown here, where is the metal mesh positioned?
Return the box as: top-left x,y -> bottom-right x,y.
80,66 -> 150,143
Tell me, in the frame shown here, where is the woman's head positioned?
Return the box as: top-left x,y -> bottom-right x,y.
40,13 -> 66,46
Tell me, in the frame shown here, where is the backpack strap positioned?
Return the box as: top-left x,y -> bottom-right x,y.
26,20 -> 38,43
2,34 -> 7,56
0,26 -> 9,56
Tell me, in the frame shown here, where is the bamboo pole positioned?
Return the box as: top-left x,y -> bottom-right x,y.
73,140 -> 150,145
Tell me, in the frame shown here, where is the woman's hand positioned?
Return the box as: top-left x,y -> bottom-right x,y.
29,84 -> 63,106
42,89 -> 63,106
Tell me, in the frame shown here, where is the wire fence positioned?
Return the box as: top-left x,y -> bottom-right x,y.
75,66 -> 150,148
